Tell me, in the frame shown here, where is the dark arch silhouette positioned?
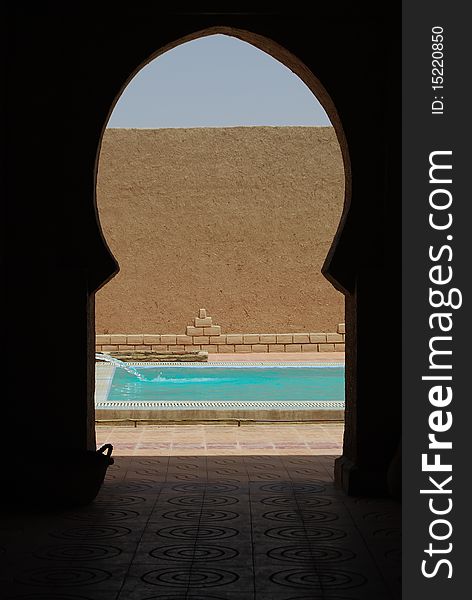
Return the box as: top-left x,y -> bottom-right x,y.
5,11 -> 400,497
93,27 -> 359,487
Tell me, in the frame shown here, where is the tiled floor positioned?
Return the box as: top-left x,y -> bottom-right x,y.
96,424 -> 344,456
2,353 -> 400,599
1,453 -> 400,599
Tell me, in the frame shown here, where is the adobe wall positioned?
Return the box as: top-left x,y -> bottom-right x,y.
96,126 -> 345,334
95,308 -> 346,355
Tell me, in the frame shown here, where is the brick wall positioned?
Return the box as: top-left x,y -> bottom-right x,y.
96,309 -> 345,353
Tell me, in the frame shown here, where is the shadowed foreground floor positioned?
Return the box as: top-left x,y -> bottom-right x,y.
1,455 -> 400,599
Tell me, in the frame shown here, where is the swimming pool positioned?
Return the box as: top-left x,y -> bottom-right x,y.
95,362 -> 344,417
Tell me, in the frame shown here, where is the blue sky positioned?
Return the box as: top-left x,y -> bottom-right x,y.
107,34 -> 331,128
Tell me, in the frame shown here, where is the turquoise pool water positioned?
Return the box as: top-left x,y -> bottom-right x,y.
107,364 -> 345,404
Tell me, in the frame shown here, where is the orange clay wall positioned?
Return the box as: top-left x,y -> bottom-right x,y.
96,127 -> 345,335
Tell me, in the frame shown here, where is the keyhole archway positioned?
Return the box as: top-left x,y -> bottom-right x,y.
89,24 -> 399,496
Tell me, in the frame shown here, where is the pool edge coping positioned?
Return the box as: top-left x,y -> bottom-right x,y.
96,361 -> 345,368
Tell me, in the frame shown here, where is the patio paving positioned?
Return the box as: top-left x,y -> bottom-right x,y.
96,423 -> 345,456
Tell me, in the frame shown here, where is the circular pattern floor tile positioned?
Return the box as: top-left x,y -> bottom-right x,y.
215,469 -> 240,474
260,483 -> 326,494
262,510 -> 338,522
163,510 -> 239,521
156,525 -> 239,540
167,495 -> 238,506
265,526 -> 347,541
150,544 -> 238,562
35,543 -> 122,561
261,496 -> 331,508
270,568 -> 366,589
268,545 -> 355,563
172,483 -> 238,493
214,478 -> 241,484
141,568 -> 238,587
252,463 -> 283,470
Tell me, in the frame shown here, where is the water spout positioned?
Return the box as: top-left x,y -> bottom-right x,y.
95,352 -> 147,381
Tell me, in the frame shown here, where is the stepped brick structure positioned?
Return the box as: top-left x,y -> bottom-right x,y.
96,308 -> 345,354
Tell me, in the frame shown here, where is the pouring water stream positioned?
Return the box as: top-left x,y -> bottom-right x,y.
95,352 -> 149,381
96,353 -> 217,384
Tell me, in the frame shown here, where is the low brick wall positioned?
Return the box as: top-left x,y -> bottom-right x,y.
96,309 -> 345,354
